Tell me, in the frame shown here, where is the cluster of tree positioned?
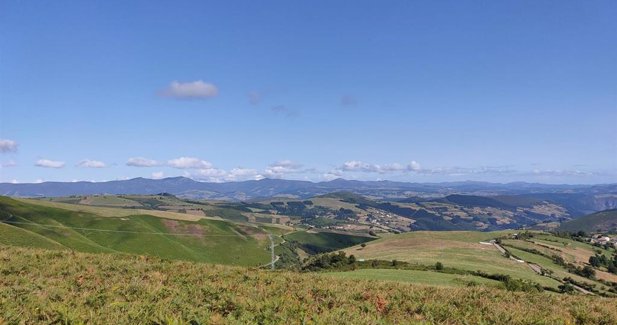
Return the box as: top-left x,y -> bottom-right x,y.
551,231 -> 591,243
546,255 -> 597,279
589,253 -> 617,274
558,283 -> 576,294
470,271 -> 544,293
565,265 -> 596,279
301,251 -> 357,272
273,241 -> 302,270
514,231 -> 535,240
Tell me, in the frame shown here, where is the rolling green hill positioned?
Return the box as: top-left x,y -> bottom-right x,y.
340,230 -> 617,296
0,196 -> 270,266
342,230 -> 564,288
283,230 -> 375,254
558,209 -> 617,233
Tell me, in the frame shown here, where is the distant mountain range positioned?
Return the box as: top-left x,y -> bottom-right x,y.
1,176 -> 616,208
0,177 -> 615,199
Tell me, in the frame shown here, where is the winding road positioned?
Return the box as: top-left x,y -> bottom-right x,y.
486,239 -> 594,295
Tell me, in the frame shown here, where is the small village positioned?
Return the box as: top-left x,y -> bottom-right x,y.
589,234 -> 617,248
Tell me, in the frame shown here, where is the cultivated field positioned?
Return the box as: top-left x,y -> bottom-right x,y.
343,231 -> 562,288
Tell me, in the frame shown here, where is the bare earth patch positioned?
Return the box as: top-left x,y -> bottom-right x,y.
161,220 -> 206,237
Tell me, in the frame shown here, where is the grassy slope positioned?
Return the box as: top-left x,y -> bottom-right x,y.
284,230 -> 375,254
343,231 -> 561,288
558,209 -> 617,233
502,234 -> 617,289
2,245 -> 616,325
324,269 -> 501,288
18,198 -> 207,221
0,222 -> 67,250
78,195 -> 144,207
0,196 -> 270,266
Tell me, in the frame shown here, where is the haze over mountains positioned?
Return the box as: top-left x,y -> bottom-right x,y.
1,176 -> 616,207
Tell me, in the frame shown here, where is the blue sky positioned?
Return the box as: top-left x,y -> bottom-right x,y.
1,1 -> 615,184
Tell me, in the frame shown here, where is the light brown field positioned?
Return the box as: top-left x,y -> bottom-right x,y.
19,198 -> 218,222
344,231 -> 561,288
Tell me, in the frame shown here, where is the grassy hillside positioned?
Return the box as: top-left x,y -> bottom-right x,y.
284,230 -> 375,254
2,245 -> 616,324
558,209 -> 617,233
0,196 -> 270,266
324,269 -> 502,288
19,198 -> 205,221
343,231 -> 562,288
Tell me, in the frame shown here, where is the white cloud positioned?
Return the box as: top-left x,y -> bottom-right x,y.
189,168 -> 227,182
168,157 -> 213,169
322,171 -> 342,181
341,160 -> 379,173
0,139 -> 18,153
226,168 -> 259,181
531,169 -> 593,177
0,160 -> 16,168
35,159 -> 65,168
416,166 -> 515,176
151,171 -> 165,179
127,157 -> 161,167
408,161 -> 421,171
339,160 -> 423,174
77,159 -> 106,168
264,160 -> 303,178
160,80 -> 219,99
189,166 -> 262,182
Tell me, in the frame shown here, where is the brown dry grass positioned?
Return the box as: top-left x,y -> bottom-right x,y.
1,245 -> 616,324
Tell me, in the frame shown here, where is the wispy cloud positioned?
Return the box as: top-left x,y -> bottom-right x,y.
416,166 -> 516,176
226,168 -> 259,181
339,160 -> 421,174
0,160 -> 16,168
35,159 -> 65,168
0,139 -> 18,153
126,157 -> 161,167
188,167 -> 263,183
167,157 -> 213,169
264,160 -> 304,178
77,159 -> 106,168
151,171 -> 165,179
531,169 -> 595,177
160,80 -> 219,99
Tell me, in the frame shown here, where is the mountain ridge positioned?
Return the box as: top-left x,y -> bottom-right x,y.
2,176 -> 616,200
